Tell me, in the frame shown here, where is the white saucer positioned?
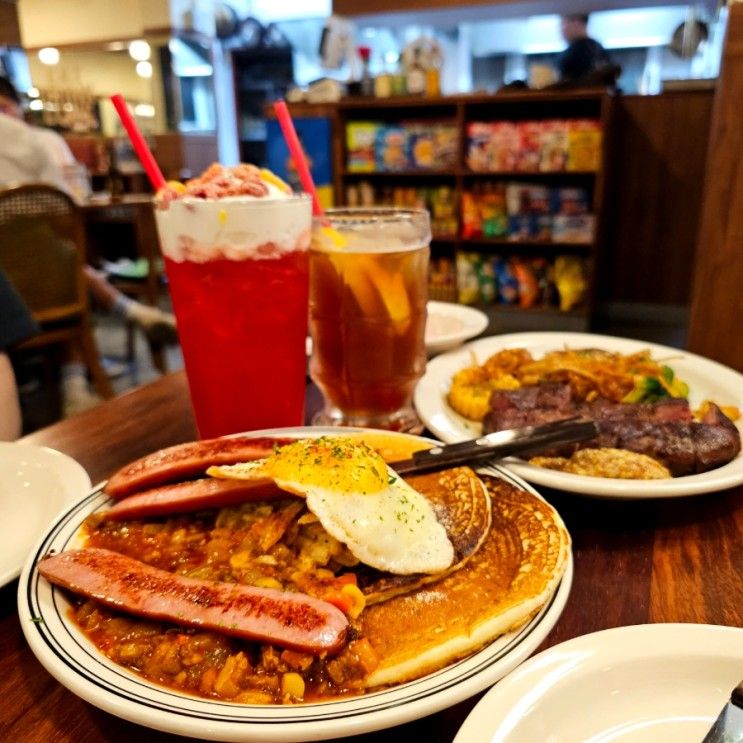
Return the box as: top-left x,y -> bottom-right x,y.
425,301 -> 489,355
455,623 -> 743,743
0,442 -> 90,586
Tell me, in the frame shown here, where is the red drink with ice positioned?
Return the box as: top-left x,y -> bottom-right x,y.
155,166 -> 311,438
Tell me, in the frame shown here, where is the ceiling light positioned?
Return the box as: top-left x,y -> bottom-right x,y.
38,47 -> 60,65
129,40 -> 151,61
105,41 -> 128,51
27,87 -> 40,98
136,61 -> 153,78
29,99 -> 44,111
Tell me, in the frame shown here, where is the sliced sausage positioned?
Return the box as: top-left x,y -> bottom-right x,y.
38,548 -> 348,654
105,436 -> 293,499
103,478 -> 289,521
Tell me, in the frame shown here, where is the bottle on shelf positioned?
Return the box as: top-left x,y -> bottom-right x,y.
405,49 -> 426,96
374,55 -> 392,98
358,46 -> 374,97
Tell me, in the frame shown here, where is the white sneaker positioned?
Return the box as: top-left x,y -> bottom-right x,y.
62,376 -> 102,417
125,303 -> 178,345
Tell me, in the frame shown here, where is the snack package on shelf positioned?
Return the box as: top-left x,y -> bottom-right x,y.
517,121 -> 543,172
539,120 -> 569,172
505,183 -> 551,242
429,255 -> 458,302
567,120 -> 603,171
552,214 -> 596,244
552,187 -> 590,215
466,122 -> 492,172
466,122 -> 520,172
375,125 -> 409,171
511,257 -> 540,308
456,252 -> 482,304
554,255 -> 589,310
346,122 -> 381,172
466,119 -> 602,174
461,190 -> 482,239
430,186 -> 459,238
408,123 -> 458,170
493,256 -> 519,304
480,183 -> 509,238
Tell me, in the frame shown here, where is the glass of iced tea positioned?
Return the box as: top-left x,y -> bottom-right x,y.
154,165 -> 311,438
309,208 -> 430,432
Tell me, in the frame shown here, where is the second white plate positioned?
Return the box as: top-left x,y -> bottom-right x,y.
454,623 -> 743,743
414,332 -> 743,498
0,442 -> 90,587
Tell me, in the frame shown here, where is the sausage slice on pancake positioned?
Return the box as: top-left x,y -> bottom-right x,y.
356,466 -> 492,605
358,476 -> 570,689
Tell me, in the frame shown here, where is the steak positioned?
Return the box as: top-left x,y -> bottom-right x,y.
482,384 -> 740,476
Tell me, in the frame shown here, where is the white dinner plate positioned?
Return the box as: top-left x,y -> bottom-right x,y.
0,442 -> 90,587
425,301 -> 489,355
415,332 -> 743,498
18,427 -> 572,742
454,623 -> 743,743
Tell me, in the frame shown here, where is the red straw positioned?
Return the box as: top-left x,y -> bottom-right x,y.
110,94 -> 166,192
273,100 -> 324,217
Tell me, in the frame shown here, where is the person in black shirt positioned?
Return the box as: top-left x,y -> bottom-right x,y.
0,269 -> 39,439
557,14 -> 611,83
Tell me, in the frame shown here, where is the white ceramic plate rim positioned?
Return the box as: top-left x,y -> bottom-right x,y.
425,301 -> 489,353
454,623 -> 743,743
306,302 -> 489,357
0,442 -> 90,587
18,426 -> 572,742
414,332 -> 743,498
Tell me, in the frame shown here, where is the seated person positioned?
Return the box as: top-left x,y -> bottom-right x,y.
0,76 -> 177,414
0,269 -> 39,440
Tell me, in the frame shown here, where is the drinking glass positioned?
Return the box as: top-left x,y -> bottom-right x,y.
154,195 -> 312,438
309,207 -> 430,432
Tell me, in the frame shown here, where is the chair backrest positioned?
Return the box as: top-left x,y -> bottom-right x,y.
0,184 -> 87,323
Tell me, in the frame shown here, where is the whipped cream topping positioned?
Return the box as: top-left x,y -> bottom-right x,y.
155,196 -> 312,263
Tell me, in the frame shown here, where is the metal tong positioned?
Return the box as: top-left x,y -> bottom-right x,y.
389,418 -> 598,475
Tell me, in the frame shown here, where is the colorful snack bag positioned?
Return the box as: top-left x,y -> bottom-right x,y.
539,120 -> 569,172
511,257 -> 540,308
457,251 -> 481,304
346,122 -> 380,172
494,256 -> 519,304
554,255 -> 588,310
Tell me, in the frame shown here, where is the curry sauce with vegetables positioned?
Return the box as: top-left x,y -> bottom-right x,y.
78,500 -> 377,702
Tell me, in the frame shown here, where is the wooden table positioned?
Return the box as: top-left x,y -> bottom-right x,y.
3,372 -> 742,741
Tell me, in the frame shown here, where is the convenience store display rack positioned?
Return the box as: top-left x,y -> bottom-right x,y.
291,90 -> 614,333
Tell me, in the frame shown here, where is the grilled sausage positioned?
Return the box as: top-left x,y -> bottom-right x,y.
38,548 -> 348,654
103,477 -> 288,521
105,436 -> 293,499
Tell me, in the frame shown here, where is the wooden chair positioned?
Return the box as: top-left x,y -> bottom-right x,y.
0,184 -> 114,399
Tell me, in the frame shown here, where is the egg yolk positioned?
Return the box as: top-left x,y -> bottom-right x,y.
265,438 -> 389,495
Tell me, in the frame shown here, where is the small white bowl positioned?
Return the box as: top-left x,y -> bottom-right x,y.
425,301 -> 489,355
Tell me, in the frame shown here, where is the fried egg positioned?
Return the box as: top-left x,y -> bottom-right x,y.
208,437 -> 454,575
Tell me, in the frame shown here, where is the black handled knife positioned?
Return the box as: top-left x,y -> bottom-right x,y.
389,418 -> 598,475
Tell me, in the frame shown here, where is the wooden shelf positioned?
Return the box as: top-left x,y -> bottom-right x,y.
343,169 -> 598,178
342,169 -> 458,178
479,303 -> 589,318
462,237 -> 594,249
324,90 -> 612,332
461,169 -> 598,178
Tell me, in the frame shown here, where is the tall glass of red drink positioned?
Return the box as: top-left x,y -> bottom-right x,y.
154,167 -> 311,438
309,208 -> 430,432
